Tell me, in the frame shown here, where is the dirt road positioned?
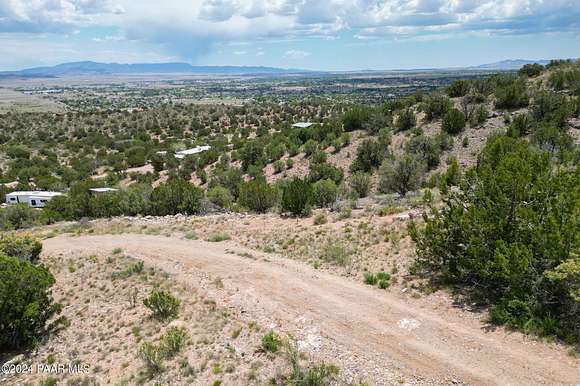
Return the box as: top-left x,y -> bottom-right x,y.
43,234 -> 579,385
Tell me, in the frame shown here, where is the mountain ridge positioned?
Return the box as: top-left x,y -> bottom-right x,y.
0,61 -> 310,77
0,58 -> 570,78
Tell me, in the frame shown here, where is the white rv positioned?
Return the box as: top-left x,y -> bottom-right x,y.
5,191 -> 63,208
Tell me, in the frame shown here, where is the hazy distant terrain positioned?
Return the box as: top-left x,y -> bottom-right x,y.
0,61 -> 309,78
0,59 -> 557,79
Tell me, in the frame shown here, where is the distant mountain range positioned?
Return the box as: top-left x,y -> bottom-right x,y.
471,59 -> 552,70
0,61 -> 308,78
0,59 -> 569,79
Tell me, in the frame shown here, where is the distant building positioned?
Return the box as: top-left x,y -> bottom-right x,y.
175,145 -> 211,159
5,191 -> 63,208
89,188 -> 119,195
292,122 -> 313,129
155,145 -> 211,160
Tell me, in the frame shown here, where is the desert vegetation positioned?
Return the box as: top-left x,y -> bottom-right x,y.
1,60 -> 579,384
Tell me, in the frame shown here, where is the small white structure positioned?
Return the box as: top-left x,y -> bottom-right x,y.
175,145 -> 211,159
5,191 -> 63,208
292,122 -> 313,129
89,188 -> 119,195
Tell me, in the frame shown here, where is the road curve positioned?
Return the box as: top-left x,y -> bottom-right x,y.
43,234 -> 580,386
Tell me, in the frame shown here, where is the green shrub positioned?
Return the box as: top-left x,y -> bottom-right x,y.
531,123 -> 574,156
435,131 -> 454,151
308,161 -> 344,184
139,342 -> 164,374
342,107 -> 370,131
423,94 -> 452,120
38,377 -> 58,386
0,254 -> 62,350
519,63 -> 544,77
273,160 -> 285,174
406,135 -> 441,170
160,327 -> 188,358
349,172 -> 372,198
6,145 -> 31,159
548,67 -> 580,92
508,113 -> 532,137
378,279 -> 391,289
395,109 -> 416,132
0,233 -> 42,263
313,213 -> 328,225
281,178 -> 312,216
364,271 -> 391,289
378,155 -> 426,196
473,105 -> 489,125
282,342 -> 339,386
150,153 -> 165,173
112,259 -> 145,279
143,289 -> 180,320
363,272 -> 377,285
207,186 -> 234,209
126,146 -> 147,167
196,169 -> 208,184
376,271 -> 391,282
150,178 -> 204,215
238,177 -> 276,213
494,78 -> 529,109
312,179 -> 338,208
440,157 -> 461,187
240,141 -> 265,172
410,136 -> 579,342
207,233 -> 231,242
442,108 -> 466,135
261,330 -> 282,353
532,91 -> 571,128
337,205 -> 352,220
351,138 -> 385,172
447,80 -> 471,97
0,204 -> 41,230
302,139 -> 318,157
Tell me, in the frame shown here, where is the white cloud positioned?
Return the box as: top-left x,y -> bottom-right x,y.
92,34 -> 124,42
1,1 -> 579,60
0,0 -> 122,32
283,49 -> 310,59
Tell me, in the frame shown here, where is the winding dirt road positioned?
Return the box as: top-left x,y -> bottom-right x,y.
43,234 -> 579,385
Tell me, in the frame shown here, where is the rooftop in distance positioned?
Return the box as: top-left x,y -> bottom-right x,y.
292,122 -> 313,128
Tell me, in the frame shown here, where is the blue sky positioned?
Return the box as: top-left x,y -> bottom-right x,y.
1,0 -> 579,71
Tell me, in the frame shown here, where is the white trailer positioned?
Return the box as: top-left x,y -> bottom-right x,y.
5,191 -> 63,208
